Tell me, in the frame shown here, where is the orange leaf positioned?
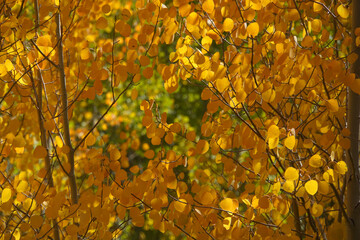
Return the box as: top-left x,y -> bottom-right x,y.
325,99 -> 339,112
202,0 -> 214,14
174,199 -> 187,212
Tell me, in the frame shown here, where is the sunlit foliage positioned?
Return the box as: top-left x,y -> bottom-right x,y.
0,0 -> 357,239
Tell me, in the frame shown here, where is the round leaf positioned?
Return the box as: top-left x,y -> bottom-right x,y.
174,199 -> 187,212
247,22 -> 259,36
284,135 -> 295,149
219,198 -> 238,212
202,0 -> 214,13
223,18 -> 234,32
309,154 -> 323,168
305,180 -> 318,195
284,167 -> 299,181
2,188 -> 12,203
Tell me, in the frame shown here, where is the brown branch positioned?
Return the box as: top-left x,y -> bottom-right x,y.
33,0 -> 60,238
55,10 -> 78,205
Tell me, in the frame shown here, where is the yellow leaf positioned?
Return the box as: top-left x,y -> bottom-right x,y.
219,198 -> 238,212
350,78 -> 360,94
318,181 -> 329,195
309,154 -> 323,168
223,217 -> 232,230
140,169 -> 153,181
335,161 -> 347,175
201,192 -> 214,205
174,199 -> 187,212
303,139 -> 313,148
55,136 -> 64,148
267,125 -> 280,139
247,22 -> 259,36
305,180 -> 318,195
284,167 -> 299,181
179,3 -> 191,17
272,182 -> 281,194
2,188 -> 12,203
236,88 -> 246,103
5,59 -> 13,71
187,12 -> 200,25
267,125 -> 279,149
302,35 -> 313,48
23,198 -> 36,211
268,137 -> 279,149
252,196 -> 259,209
0,64 -> 7,77
223,18 -> 234,32
262,88 -> 276,102
86,133 -> 96,146
16,181 -> 28,193
216,78 -> 229,92
283,180 -> 294,192
313,1 -> 323,12
311,203 -> 323,217
311,19 -> 322,33
284,135 -> 295,149
253,159 -> 262,174
167,176 -> 177,189
164,75 -> 178,93
323,169 -> 335,183
36,35 -> 51,47
325,99 -> 339,112
295,186 -> 305,198
337,5 -> 349,18
196,140 -> 209,154
80,49 -> 91,60
202,0 -> 214,14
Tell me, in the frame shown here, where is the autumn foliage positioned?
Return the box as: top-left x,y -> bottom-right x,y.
0,0 -> 358,239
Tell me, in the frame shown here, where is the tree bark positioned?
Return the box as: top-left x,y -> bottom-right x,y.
34,1 -> 60,239
55,10 -> 78,205
347,1 -> 360,239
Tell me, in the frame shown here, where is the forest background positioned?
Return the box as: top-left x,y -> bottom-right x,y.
0,0 -> 359,239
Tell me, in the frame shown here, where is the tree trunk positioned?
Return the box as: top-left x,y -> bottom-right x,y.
55,11 -> 78,205
347,1 -> 360,239
34,1 -> 60,239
